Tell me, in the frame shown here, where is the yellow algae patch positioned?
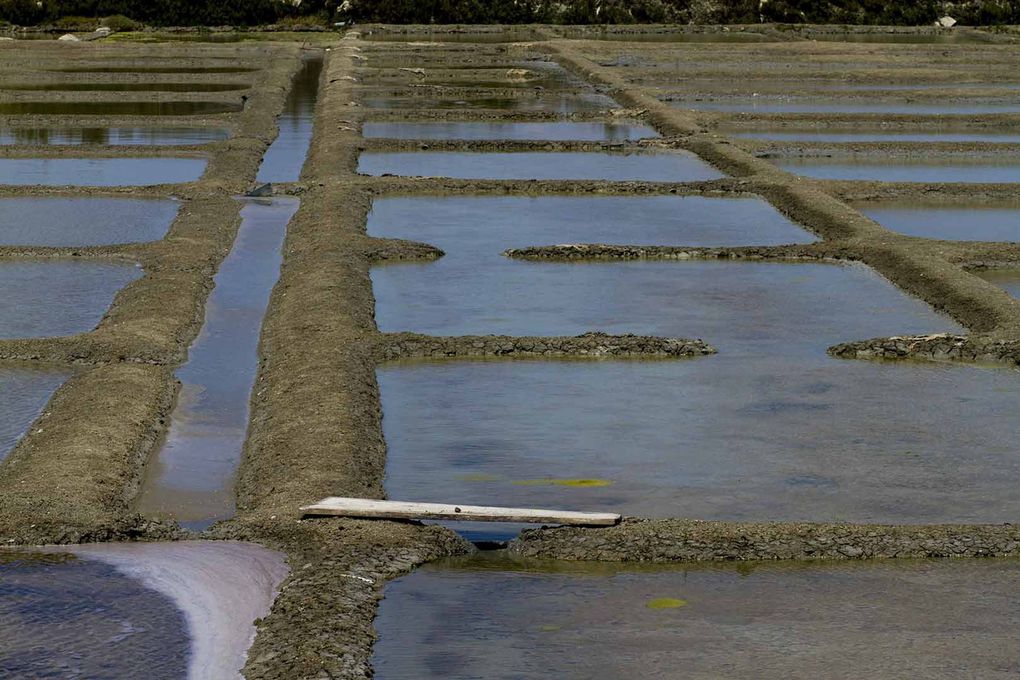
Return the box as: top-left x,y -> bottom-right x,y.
646,598 -> 687,610
538,624 -> 563,632
511,478 -> 612,488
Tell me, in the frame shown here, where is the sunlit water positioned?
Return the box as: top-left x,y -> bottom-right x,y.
136,199 -> 298,530
358,151 -> 724,181
0,260 -> 141,338
375,554 -> 1020,679
0,197 -> 178,245
371,195 -> 1020,527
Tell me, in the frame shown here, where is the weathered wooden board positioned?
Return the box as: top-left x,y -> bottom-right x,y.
300,497 -> 621,526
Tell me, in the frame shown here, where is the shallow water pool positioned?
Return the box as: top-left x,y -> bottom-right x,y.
358,151 -> 723,181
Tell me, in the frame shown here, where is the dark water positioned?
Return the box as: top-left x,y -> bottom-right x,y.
0,82 -> 248,92
0,366 -> 69,461
374,555 -> 1020,679
731,131 -> 1020,143
0,158 -> 207,186
0,100 -> 242,115
0,126 -> 230,146
668,97 -> 1020,114
256,52 -> 323,183
0,197 -> 178,245
861,204 -> 1020,241
358,151 -> 724,181
136,198 -> 298,529
776,158 -> 1020,183
0,552 -> 190,679
0,261 -> 141,338
361,121 -> 660,141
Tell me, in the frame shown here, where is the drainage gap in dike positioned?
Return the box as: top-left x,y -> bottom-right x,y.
136,198 -> 299,531
256,51 -> 323,183
372,551 -> 1020,679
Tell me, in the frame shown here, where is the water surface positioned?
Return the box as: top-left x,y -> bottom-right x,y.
731,130 -> 1020,143
51,66 -> 257,74
367,200 -> 1020,525
0,261 -> 141,338
776,158 -> 1020,183
361,121 -> 660,141
669,97 -> 1020,114
375,555 -> 1020,679
0,101 -> 241,115
368,195 -> 814,335
0,366 -> 69,461
0,82 -> 247,92
0,126 -> 230,146
256,52 -> 322,183
0,197 -> 178,245
977,269 -> 1020,298
136,199 -> 298,529
361,93 -> 617,112
358,151 -> 723,181
0,551 -> 190,679
0,541 -> 288,680
0,158 -> 206,186
861,204 -> 1020,241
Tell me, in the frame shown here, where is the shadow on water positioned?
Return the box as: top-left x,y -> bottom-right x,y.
0,126 -> 231,146
256,51 -> 323,183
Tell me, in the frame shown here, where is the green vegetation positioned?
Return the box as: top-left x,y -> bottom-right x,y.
0,0 -> 1017,27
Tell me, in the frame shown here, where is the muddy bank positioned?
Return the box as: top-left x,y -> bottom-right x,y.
214,518 -> 472,680
830,332 -> 1020,366
504,242 -> 833,260
379,331 -> 717,360
510,517 -> 1020,562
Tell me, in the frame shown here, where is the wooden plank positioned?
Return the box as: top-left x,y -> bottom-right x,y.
300,497 -> 621,526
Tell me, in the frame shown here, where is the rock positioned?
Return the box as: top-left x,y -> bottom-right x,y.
94,27 -> 112,37
937,15 -> 957,28
57,33 -> 80,42
247,183 -> 273,198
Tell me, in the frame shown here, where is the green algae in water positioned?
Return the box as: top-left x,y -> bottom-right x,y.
512,478 -> 612,487
646,597 -> 688,609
